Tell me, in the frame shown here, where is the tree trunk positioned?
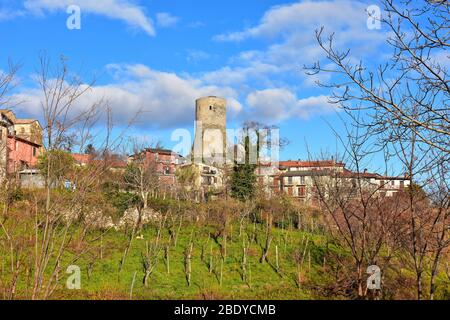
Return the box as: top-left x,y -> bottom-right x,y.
417,272 -> 422,300
357,264 -> 364,299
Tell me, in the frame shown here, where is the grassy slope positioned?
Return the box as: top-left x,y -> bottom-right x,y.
55,223 -> 335,300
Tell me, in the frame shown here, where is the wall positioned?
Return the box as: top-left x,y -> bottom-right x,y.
7,137 -> 41,173
14,121 -> 43,146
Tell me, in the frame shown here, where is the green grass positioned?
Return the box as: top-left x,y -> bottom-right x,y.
50,222 -> 333,300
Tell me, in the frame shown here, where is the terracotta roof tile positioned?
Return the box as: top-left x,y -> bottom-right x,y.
279,160 -> 345,168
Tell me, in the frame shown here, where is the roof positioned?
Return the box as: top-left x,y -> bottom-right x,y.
71,153 -> 128,168
145,148 -> 176,155
0,109 -> 16,122
19,169 -> 40,174
15,119 -> 38,124
0,109 -> 43,129
280,160 -> 345,168
8,134 -> 42,147
341,169 -> 380,179
130,148 -> 183,159
105,159 -> 128,168
280,168 -> 408,181
342,169 -> 408,180
72,153 -> 93,164
280,169 -> 335,177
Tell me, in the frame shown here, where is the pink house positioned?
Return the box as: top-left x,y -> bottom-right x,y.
129,148 -> 186,186
7,135 -> 41,173
0,110 -> 43,177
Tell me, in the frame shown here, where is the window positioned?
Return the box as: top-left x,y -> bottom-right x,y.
273,177 -> 279,186
164,166 -> 170,175
33,147 -> 37,157
298,186 -> 306,197
287,176 -> 293,185
400,180 -> 404,189
209,105 -> 212,110
300,176 -> 305,185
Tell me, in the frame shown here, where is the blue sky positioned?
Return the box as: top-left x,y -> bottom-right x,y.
0,0 -> 392,170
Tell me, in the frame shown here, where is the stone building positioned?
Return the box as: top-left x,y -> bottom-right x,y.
193,96 -> 227,166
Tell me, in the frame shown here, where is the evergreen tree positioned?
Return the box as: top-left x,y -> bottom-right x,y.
231,135 -> 256,201
84,143 -> 96,155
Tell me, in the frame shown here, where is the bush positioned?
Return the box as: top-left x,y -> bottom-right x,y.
102,182 -> 139,216
9,187 -> 25,202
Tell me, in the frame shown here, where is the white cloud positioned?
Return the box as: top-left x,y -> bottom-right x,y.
22,0 -> 155,36
215,0 -> 376,42
6,1 -> 382,128
433,50 -> 450,69
156,12 -> 179,28
214,0 -> 387,78
246,89 -> 337,122
200,62 -> 280,87
0,8 -> 25,21
11,63 -> 337,130
187,21 -> 205,28
13,64 -> 242,129
186,49 -> 211,62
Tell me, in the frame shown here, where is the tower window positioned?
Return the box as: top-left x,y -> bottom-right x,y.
209,106 -> 212,110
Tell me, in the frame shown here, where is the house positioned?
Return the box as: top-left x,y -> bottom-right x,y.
274,160 -> 410,201
341,169 -> 411,198
7,135 -> 41,173
255,162 -> 281,196
71,153 -> 128,172
0,111 -> 15,177
128,148 -> 186,186
0,110 -> 43,179
0,109 -> 43,145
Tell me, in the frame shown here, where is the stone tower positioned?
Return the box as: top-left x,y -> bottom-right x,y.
193,96 -> 227,165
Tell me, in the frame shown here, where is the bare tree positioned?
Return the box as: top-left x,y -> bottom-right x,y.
0,60 -> 21,109
427,163 -> 450,300
125,139 -> 161,209
309,127 -> 402,299
306,0 -> 449,156
306,0 -> 450,300
0,54 -> 131,300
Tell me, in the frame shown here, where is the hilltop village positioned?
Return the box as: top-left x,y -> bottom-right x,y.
0,96 -> 410,203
